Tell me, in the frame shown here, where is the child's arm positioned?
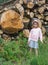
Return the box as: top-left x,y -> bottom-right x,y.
28,30 -> 32,44
39,29 -> 43,43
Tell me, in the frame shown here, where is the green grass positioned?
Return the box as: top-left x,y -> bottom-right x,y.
0,35 -> 48,65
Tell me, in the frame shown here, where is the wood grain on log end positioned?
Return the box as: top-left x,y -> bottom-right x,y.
23,29 -> 30,38
1,10 -> 24,34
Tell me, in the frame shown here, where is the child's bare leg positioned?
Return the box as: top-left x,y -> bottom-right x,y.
35,49 -> 38,56
30,48 -> 32,52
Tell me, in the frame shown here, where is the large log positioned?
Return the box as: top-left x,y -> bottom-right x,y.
1,10 -> 24,34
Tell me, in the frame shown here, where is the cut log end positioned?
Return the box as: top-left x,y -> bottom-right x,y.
27,2 -> 34,9
23,29 -> 30,38
1,10 -> 24,34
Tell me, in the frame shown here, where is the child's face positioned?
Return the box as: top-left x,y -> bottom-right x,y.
33,22 -> 38,28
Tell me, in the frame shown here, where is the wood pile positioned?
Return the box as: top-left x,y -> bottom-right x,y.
0,0 -> 48,40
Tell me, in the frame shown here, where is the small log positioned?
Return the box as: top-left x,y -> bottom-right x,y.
0,9 -> 5,14
33,0 -> 38,4
38,6 -> 45,14
30,12 -> 34,18
2,34 -> 11,41
4,6 -> 16,11
27,2 -> 34,9
15,3 -> 24,12
0,21 -> 1,26
25,9 -> 30,15
38,0 -> 45,6
44,12 -> 48,16
42,21 -> 48,25
34,9 -> 37,13
35,14 -> 44,19
23,29 -> 30,38
19,0 -> 23,4
11,37 -> 15,40
40,20 -> 44,23
45,25 -> 48,35
15,3 -> 24,16
44,22 -> 48,25
23,17 -> 30,28
45,16 -> 48,21
0,35 -> 1,38
41,26 -> 46,35
0,30 -> 3,35
45,4 -> 48,10
23,0 -> 27,4
4,7 -> 8,11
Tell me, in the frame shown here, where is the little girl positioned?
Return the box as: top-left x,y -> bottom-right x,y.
28,18 -> 43,56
